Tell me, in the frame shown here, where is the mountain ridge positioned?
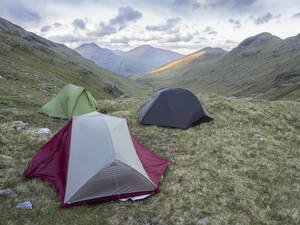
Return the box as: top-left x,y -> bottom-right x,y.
75,42 -> 184,77
0,17 -> 147,108
135,32 -> 300,101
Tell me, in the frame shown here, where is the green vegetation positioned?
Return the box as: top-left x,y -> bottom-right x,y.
1,95 -> 300,224
135,33 -> 300,101
0,17 -> 149,109
1,17 -> 300,225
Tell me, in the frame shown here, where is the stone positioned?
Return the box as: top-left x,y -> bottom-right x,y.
40,88 -> 47,93
165,140 -> 177,145
0,189 -> 17,197
26,95 -> 34,99
35,128 -> 52,135
7,75 -> 17,80
199,217 -> 207,224
100,109 -> 107,114
34,74 -> 41,80
16,125 -> 29,130
119,94 -> 127,98
0,75 -> 5,80
1,107 -> 17,111
16,201 -> 32,210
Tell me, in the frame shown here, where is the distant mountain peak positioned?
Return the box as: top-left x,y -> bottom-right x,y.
238,32 -> 281,49
76,42 -> 100,49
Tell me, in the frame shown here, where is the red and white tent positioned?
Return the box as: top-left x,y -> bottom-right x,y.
24,112 -> 169,208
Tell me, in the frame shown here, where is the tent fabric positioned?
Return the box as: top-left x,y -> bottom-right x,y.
39,84 -> 98,119
24,112 -> 169,208
138,88 -> 213,129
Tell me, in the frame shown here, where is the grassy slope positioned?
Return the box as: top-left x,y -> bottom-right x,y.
1,95 -> 300,224
0,17 -> 147,109
134,48 -> 227,92
135,33 -> 300,101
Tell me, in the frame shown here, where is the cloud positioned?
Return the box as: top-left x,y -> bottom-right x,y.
109,6 -> 142,30
48,34 -> 92,43
40,25 -> 51,32
159,32 -> 193,43
72,18 -> 86,30
203,26 -> 217,35
0,0 -> 41,24
88,23 -> 117,37
228,18 -> 241,28
173,0 -> 201,9
173,0 -> 257,10
54,22 -> 62,27
254,13 -> 281,25
146,17 -> 181,31
292,12 -> 300,18
88,6 -> 142,37
110,36 -> 130,44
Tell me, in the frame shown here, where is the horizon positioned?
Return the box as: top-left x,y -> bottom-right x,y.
0,0 -> 300,54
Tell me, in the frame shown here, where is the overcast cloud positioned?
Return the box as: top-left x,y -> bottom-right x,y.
0,0 -> 299,54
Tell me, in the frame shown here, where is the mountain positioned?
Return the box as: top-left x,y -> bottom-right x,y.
75,43 -> 184,77
135,33 -> 300,101
0,17 -> 147,108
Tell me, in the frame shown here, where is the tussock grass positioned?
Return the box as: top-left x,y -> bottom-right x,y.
1,95 -> 300,224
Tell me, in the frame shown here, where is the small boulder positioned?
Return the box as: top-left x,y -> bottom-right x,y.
34,74 -> 41,80
26,95 -> 34,99
0,189 -> 17,197
16,125 -> 29,131
7,75 -> 17,80
1,107 -> 17,111
35,128 -> 52,135
16,201 -> 32,210
100,109 -> 107,114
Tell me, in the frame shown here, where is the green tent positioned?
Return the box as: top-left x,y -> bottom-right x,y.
40,84 -> 98,119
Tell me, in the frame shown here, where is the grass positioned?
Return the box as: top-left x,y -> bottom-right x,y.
1,94 -> 300,224
134,33 -> 300,101
0,17 -> 149,104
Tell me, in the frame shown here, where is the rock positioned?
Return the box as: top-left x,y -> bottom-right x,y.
100,109 -> 107,114
1,107 -> 17,111
0,75 -> 5,80
165,140 -> 177,145
229,96 -> 238,100
16,201 -> 32,210
34,74 -> 41,80
119,94 -> 127,98
40,88 -> 47,93
254,133 -> 264,141
199,217 -> 207,224
35,128 -> 52,135
22,85 -> 27,89
26,95 -> 34,99
0,23 -> 9,32
0,189 -> 17,197
16,125 -> 29,131
7,75 -> 17,80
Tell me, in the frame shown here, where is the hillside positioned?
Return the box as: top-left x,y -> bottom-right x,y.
75,43 -> 184,77
135,33 -> 300,101
1,94 -> 300,224
0,17 -> 147,108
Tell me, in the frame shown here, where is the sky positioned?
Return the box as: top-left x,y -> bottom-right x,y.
1,0 -> 300,54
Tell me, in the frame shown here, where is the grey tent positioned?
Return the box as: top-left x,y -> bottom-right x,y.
138,88 -> 213,129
